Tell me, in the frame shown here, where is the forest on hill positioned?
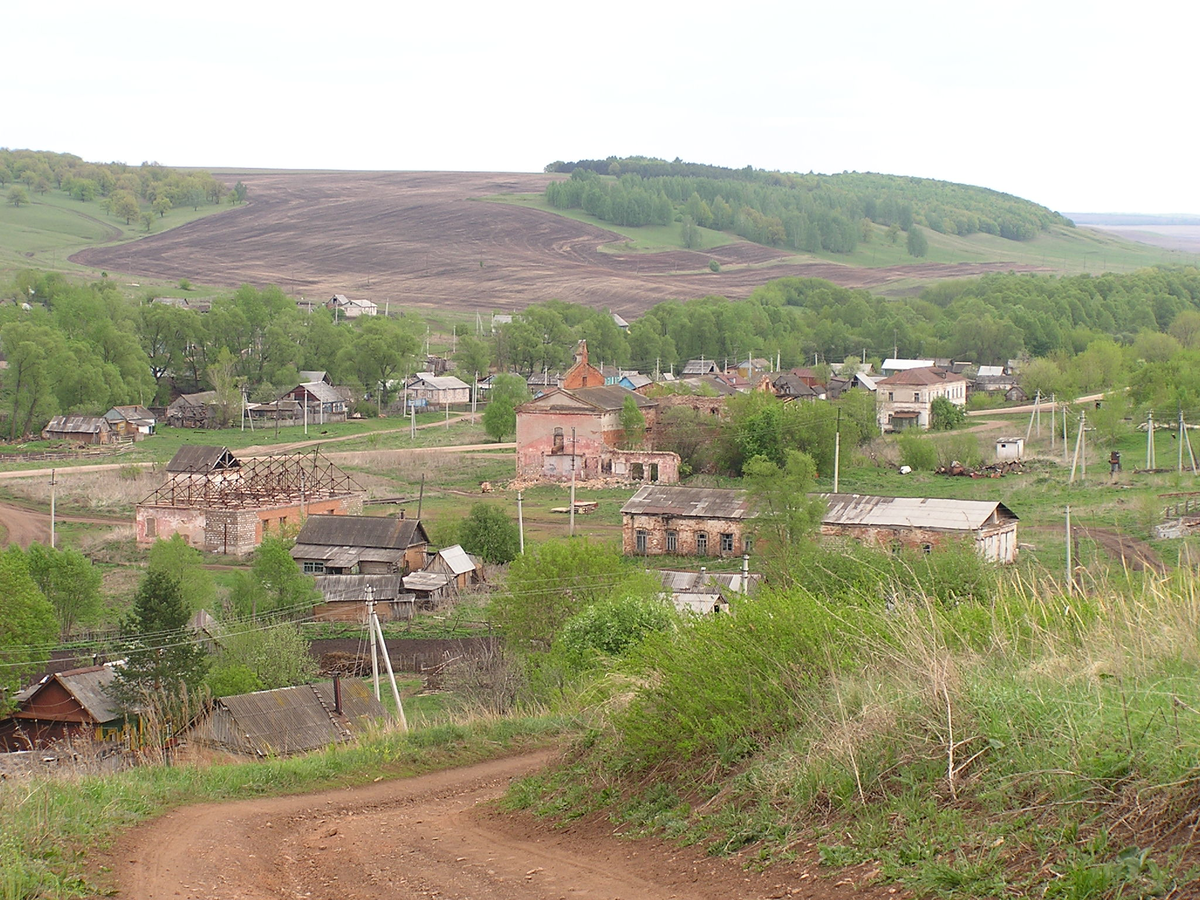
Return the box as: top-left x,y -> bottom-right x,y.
544,155 -> 1071,254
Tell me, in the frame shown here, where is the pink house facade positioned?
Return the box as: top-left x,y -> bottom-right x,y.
515,386 -> 679,483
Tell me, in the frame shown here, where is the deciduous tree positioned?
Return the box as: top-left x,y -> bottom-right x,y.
0,547 -> 58,711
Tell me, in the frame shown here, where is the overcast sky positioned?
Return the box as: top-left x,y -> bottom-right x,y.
10,1 -> 1194,215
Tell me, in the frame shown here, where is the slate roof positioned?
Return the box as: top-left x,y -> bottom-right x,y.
168,390 -> 219,409
299,371 -> 331,384
44,415 -> 110,434
293,515 -> 428,550
104,406 -> 156,424
314,574 -> 409,603
432,544 -> 476,576
194,680 -> 386,756
882,358 -> 936,373
166,445 -> 240,474
12,665 -> 121,724
621,485 -> 751,520
682,358 -> 719,375
821,494 -> 1018,531
291,382 -> 344,403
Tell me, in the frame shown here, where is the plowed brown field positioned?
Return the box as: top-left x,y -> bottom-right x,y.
72,171 -> 1038,316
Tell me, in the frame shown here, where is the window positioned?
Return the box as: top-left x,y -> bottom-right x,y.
635,529 -> 648,554
552,427 -> 565,453
666,530 -> 678,553
144,517 -> 156,538
696,532 -> 708,555
302,561 -> 326,574
720,533 -> 734,553
743,536 -> 754,554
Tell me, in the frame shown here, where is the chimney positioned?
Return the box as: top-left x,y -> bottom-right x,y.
333,675 -> 343,715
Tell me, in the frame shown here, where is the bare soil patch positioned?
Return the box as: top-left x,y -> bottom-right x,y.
1075,525 -> 1166,574
72,171 -> 1041,317
99,750 -> 909,900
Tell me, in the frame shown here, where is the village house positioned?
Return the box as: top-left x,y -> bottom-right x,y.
515,385 -> 680,483
681,358 -> 720,376
310,573 -> 413,622
186,679 -> 387,758
423,544 -> 484,591
875,366 -> 968,432
405,373 -> 471,410
166,390 -> 222,428
820,494 -> 1019,563
136,447 -> 364,555
0,665 -> 124,751
621,484 -> 753,557
104,405 -> 156,439
41,415 -> 113,444
290,513 -> 429,576
326,294 -> 377,319
656,567 -> 761,615
281,381 -> 348,424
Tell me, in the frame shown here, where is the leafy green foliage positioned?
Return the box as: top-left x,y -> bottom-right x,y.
554,595 -> 676,675
929,395 -> 966,430
23,543 -> 102,638
0,547 -> 58,710
110,572 -> 209,715
458,503 -> 520,564
906,224 -> 929,257
228,535 -> 319,620
205,622 -> 319,697
490,539 -> 659,652
744,451 -> 825,579
618,395 -> 645,449
897,432 -> 938,470
147,534 -> 217,613
481,373 -> 531,441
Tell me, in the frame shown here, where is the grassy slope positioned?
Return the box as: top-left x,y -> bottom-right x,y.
489,192 -> 1188,280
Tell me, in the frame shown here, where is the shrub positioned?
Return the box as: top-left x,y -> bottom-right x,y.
897,432 -> 938,470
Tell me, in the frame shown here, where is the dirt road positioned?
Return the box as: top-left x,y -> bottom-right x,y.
103,751 -> 901,900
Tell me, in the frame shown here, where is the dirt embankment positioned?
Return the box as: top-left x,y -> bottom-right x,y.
72,170 -> 1042,317
101,750 -> 906,900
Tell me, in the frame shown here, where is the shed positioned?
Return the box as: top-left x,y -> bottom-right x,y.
423,544 -> 483,590
104,406 -> 157,438
41,415 -> 113,444
995,437 -> 1024,461
0,665 -> 124,751
402,571 -> 452,608
312,574 -> 414,622
187,679 -> 387,757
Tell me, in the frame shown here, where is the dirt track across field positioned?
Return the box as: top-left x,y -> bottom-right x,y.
101,750 -> 906,900
72,170 -> 1043,316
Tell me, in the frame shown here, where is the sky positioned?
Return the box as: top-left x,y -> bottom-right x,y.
9,0 -> 1196,215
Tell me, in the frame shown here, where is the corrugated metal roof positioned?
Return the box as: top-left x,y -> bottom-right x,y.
166,445 -> 239,473
882,358 -> 935,371
403,571 -> 451,592
294,515 -> 427,550
434,544 -> 475,576
44,415 -> 110,434
408,374 -> 469,391
821,494 -> 1018,531
621,485 -> 751,519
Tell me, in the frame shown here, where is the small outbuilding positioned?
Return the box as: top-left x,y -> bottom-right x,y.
41,415 -> 113,444
995,437 -> 1025,461
0,665 -> 125,751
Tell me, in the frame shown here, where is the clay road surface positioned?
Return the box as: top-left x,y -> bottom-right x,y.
103,751 -> 904,900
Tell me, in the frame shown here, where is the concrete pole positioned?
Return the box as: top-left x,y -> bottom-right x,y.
517,491 -> 525,554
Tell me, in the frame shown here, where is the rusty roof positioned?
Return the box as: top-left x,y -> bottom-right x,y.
621,485 -> 751,519
876,366 -> 967,387
821,494 -> 1017,531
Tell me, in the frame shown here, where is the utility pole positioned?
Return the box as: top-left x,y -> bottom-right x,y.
833,408 -> 841,494
569,427 -> 577,537
49,469 -> 57,549
517,491 -> 525,554
367,585 -> 379,700
1147,410 -> 1155,470
1065,506 -> 1072,597
366,585 -> 407,731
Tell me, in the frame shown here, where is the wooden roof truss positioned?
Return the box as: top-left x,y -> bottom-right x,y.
144,450 -> 363,509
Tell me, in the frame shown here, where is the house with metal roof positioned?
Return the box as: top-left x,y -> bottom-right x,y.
621,485 -> 753,557
104,405 -> 156,438
311,573 -> 413,622
0,665 -> 125,750
281,381 -> 348,423
187,678 -> 388,758
406,373 -> 470,409
516,385 -> 680,484
291,514 -> 430,576
326,294 -> 377,319
820,494 -> 1019,563
41,415 -> 113,444
875,366 -> 968,432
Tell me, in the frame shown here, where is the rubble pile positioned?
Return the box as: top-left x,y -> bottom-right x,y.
935,459 -> 1023,478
